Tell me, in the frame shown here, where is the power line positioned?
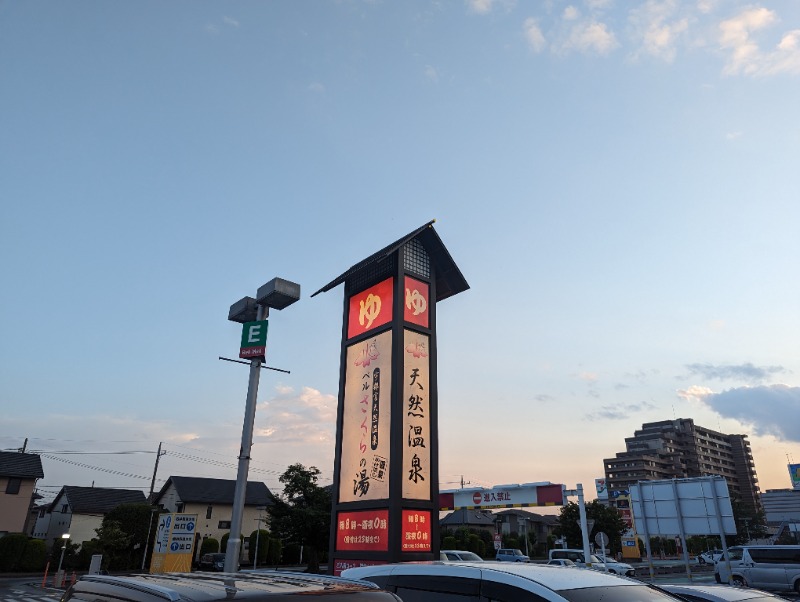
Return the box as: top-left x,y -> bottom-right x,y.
40,454 -> 153,481
29,450 -> 155,455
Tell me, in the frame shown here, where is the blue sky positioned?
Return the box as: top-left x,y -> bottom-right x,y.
2,0 -> 799,508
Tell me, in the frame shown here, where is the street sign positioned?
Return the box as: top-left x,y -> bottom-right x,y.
240,320 -> 268,359
595,531 -> 609,548
493,534 -> 502,550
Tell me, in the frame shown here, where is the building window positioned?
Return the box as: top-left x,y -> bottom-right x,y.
219,521 -> 231,529
5,478 -> 22,494
176,503 -> 184,512
206,505 -> 213,519
61,504 -> 68,514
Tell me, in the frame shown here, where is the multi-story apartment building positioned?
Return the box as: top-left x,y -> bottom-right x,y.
603,418 -> 761,515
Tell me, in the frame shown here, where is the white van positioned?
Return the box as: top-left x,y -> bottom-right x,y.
548,549 -> 635,577
715,545 -> 800,593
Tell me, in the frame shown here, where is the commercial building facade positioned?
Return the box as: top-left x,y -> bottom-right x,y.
604,418 -> 761,515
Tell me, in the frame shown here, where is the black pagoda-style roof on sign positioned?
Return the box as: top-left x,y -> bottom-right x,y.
50,486 -> 146,514
0,451 -> 44,479
311,220 -> 469,302
158,476 -> 274,507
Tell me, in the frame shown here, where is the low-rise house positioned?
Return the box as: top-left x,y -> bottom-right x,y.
494,508 -> 559,544
440,508 -> 497,537
46,486 -> 147,548
153,476 -> 274,561
0,451 -> 44,535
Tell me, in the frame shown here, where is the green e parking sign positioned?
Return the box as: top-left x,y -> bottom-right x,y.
239,320 -> 268,359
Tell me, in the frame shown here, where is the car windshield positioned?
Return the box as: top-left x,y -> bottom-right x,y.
510,549 -> 524,555
457,552 -> 483,561
558,585 -> 683,602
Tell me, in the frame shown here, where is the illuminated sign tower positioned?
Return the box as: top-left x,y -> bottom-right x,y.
313,221 -> 468,573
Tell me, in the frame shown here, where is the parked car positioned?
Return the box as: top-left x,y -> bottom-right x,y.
62,572 -> 401,602
198,552 -> 227,571
549,548 -> 635,577
661,583 -> 787,602
342,561 -> 685,602
697,549 -> 725,565
714,545 -> 800,592
496,548 -> 530,562
440,549 -> 484,561
547,558 -> 577,567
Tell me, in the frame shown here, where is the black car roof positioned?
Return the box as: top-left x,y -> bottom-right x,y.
73,572 -> 381,601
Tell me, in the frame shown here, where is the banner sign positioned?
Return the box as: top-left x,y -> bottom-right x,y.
630,477 -> 735,536
401,510 -> 431,552
403,330 -> 430,499
439,483 -> 566,510
338,331 -> 392,503
347,278 -> 393,339
595,478 -> 608,500
335,509 -> 389,552
404,277 -> 429,328
789,464 -> 800,490
149,513 -> 197,574
332,559 -> 385,577
239,320 -> 268,359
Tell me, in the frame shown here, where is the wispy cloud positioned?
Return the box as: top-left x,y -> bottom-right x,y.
524,18 -> 547,52
719,7 -> 800,76
223,16 -> 240,28
308,82 -> 326,94
685,362 -> 787,383
586,401 -> 656,421
564,6 -> 580,21
694,384 -> 800,441
424,65 -> 439,82
676,384 -> 714,401
557,20 -> 619,55
257,385 -> 336,446
628,0 -> 689,63
467,0 -> 495,15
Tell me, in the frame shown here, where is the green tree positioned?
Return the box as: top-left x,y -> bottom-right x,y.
101,503 -> 159,569
50,536 -> 80,570
553,501 -> 627,555
199,537 -> 220,556
266,538 -> 282,565
19,538 -> 47,571
248,529 -> 270,566
730,496 -> 769,544
220,532 -> 243,554
0,534 -> 31,572
267,464 -> 331,574
94,520 -> 132,570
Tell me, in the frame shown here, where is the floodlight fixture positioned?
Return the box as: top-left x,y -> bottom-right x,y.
228,296 -> 259,324
256,277 -> 301,310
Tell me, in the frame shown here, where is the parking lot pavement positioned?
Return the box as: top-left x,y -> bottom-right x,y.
0,578 -> 64,602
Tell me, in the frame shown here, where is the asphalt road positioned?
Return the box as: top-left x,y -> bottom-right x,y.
0,578 -> 63,602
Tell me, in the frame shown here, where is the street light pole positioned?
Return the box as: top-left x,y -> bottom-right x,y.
226,304 -> 267,573
57,533 -> 70,575
141,508 -> 159,571
224,277 -> 300,574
